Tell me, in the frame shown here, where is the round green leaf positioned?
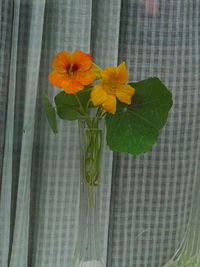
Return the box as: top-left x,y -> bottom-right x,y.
54,87 -> 91,120
106,77 -> 173,155
56,104 -> 79,120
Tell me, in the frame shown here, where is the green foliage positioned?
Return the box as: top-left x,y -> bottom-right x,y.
54,87 -> 91,120
42,94 -> 57,133
105,77 -> 173,155
43,78 -> 173,155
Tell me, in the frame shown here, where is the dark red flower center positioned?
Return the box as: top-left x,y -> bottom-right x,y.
72,64 -> 78,72
66,64 -> 78,73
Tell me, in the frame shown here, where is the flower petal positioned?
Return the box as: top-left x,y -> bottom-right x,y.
72,50 -> 92,71
74,70 -> 96,85
116,84 -> 135,104
52,51 -> 71,71
48,71 -> 66,88
101,62 -> 128,84
101,66 -> 117,82
102,95 -> 117,114
116,62 -> 128,83
91,84 -> 108,106
61,78 -> 84,94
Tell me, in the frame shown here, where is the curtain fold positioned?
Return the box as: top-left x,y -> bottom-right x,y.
0,0 -> 46,266
108,1 -> 200,266
0,0 -> 200,267
0,0 -> 20,265
9,1 -> 46,266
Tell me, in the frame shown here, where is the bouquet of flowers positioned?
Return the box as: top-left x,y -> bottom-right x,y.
42,49 -> 173,267
43,49 -> 172,155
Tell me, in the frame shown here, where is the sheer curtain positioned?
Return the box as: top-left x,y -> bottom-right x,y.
0,0 -> 199,267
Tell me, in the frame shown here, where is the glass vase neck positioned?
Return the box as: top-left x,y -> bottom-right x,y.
71,117 -> 105,267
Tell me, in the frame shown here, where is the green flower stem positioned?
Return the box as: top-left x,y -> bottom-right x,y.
96,106 -> 104,118
75,93 -> 93,128
85,129 -> 101,186
75,93 -> 87,115
83,120 -> 103,208
76,94 -> 104,207
86,99 -> 91,113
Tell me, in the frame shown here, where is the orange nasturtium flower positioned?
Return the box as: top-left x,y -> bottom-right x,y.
48,50 -> 96,94
91,62 -> 135,114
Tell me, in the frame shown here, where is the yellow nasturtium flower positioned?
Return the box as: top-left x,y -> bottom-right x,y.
91,62 -> 135,114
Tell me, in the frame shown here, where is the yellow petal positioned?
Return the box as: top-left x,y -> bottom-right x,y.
102,95 -> 117,114
48,71 -> 66,88
116,62 -> 128,83
52,51 -> 71,72
101,62 -> 128,84
91,84 -> 108,106
101,66 -> 117,82
116,84 -> 135,104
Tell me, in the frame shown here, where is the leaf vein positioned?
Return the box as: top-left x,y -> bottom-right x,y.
128,109 -> 158,131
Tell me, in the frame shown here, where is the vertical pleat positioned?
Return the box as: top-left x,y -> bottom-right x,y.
91,0 -> 122,66
0,0 -> 13,186
8,1 -> 46,266
0,0 -> 20,266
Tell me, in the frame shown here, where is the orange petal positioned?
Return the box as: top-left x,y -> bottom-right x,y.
48,71 -> 66,88
102,95 -> 117,114
74,70 -> 96,85
61,78 -> 84,94
91,84 -> 108,106
72,50 -> 92,71
52,51 -> 71,72
116,84 -> 135,104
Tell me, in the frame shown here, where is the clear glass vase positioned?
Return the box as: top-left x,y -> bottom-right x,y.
71,117 -> 106,267
164,167 -> 200,267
